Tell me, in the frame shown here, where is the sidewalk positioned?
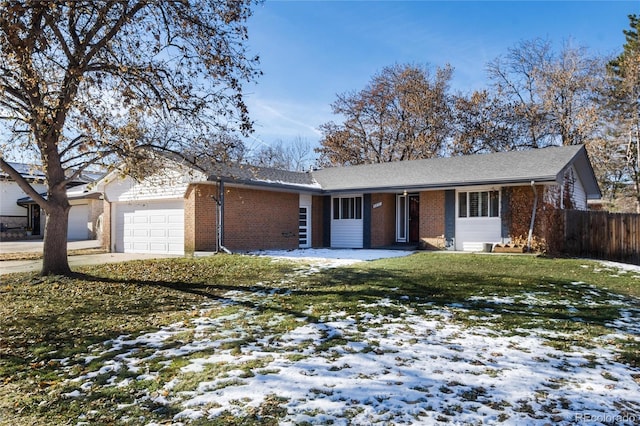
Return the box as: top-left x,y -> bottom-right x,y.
0,239 -> 102,254
0,240 -> 179,275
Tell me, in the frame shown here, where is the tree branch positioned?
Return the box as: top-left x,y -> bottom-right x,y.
0,157 -> 48,206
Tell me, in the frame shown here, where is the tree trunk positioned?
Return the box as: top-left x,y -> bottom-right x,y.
41,186 -> 71,276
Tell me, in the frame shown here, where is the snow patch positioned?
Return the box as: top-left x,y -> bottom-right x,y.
249,248 -> 415,268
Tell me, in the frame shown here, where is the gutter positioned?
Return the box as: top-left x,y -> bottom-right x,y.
211,179 -> 231,254
208,170 -> 561,197
317,178 -> 559,195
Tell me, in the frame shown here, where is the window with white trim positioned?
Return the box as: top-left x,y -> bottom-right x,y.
332,196 -> 362,220
458,191 -> 499,218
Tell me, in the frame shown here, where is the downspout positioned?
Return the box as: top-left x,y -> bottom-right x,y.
527,181 -> 538,252
213,179 -> 231,254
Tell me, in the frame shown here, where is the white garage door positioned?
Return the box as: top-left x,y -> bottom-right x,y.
68,204 -> 89,240
114,200 -> 184,254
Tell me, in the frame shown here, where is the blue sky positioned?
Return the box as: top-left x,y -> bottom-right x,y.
243,0 -> 639,153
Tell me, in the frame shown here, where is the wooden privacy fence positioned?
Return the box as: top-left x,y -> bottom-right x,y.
562,210 -> 640,265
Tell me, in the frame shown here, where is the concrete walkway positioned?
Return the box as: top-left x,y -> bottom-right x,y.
0,239 -> 102,253
0,240 -> 180,275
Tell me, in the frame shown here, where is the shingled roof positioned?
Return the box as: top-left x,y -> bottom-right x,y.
206,145 -> 601,199
206,163 -> 319,191
312,145 -> 601,199
0,162 -> 104,183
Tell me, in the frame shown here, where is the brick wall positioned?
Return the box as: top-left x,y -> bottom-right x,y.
506,184 -> 564,252
367,191 -> 446,248
419,190 -> 446,249
222,186 -> 299,251
0,216 -> 28,241
102,198 -> 111,251
105,184 -> 300,254
87,198 -> 104,240
184,184 -> 218,253
507,185 -> 548,240
370,193 -> 396,247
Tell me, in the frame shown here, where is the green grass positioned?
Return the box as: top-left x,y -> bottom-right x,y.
292,254 -> 639,331
300,254 -> 639,366
0,252 -> 638,425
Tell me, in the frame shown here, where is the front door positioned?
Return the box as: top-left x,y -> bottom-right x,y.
408,195 -> 419,243
397,194 -> 420,243
30,205 -> 41,236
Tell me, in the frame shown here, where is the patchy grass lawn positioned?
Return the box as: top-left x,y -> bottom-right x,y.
0,253 -> 639,425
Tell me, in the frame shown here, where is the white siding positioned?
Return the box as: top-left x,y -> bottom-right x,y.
299,194 -> 312,206
455,187 -> 503,251
455,217 -> 502,251
331,219 -> 363,248
104,165 -> 206,202
569,166 -> 587,210
548,166 -> 589,210
330,194 -> 363,248
0,181 -> 46,216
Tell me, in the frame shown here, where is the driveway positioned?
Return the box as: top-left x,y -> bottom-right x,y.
0,240 -> 180,275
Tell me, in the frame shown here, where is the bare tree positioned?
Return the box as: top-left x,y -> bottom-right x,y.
252,136 -> 313,171
606,14 -> 640,212
537,43 -> 603,146
182,131 -> 249,168
450,90 -> 520,155
487,38 -> 602,149
587,128 -> 630,210
315,63 -> 454,166
487,39 -> 553,149
0,1 -> 261,275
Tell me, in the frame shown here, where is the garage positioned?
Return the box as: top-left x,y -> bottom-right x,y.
113,200 -> 184,254
68,204 -> 89,240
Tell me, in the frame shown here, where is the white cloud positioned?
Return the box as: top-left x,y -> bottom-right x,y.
246,96 -> 331,148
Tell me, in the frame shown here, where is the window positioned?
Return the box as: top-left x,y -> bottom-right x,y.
458,192 -> 467,218
299,207 -> 309,247
489,191 -> 500,217
333,196 -> 362,220
458,191 -> 499,218
397,194 -> 407,241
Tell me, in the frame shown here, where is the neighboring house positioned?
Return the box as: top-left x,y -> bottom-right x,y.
0,163 -> 103,240
99,145 -> 601,255
0,163 -> 47,237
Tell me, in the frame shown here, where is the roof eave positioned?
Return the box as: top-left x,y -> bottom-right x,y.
17,191 -> 103,206
208,175 -> 323,194
319,176 -> 560,194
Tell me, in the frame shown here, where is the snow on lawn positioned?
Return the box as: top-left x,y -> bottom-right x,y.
60,302 -> 640,425
249,248 -> 416,269
595,260 -> 640,276
55,251 -> 640,425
